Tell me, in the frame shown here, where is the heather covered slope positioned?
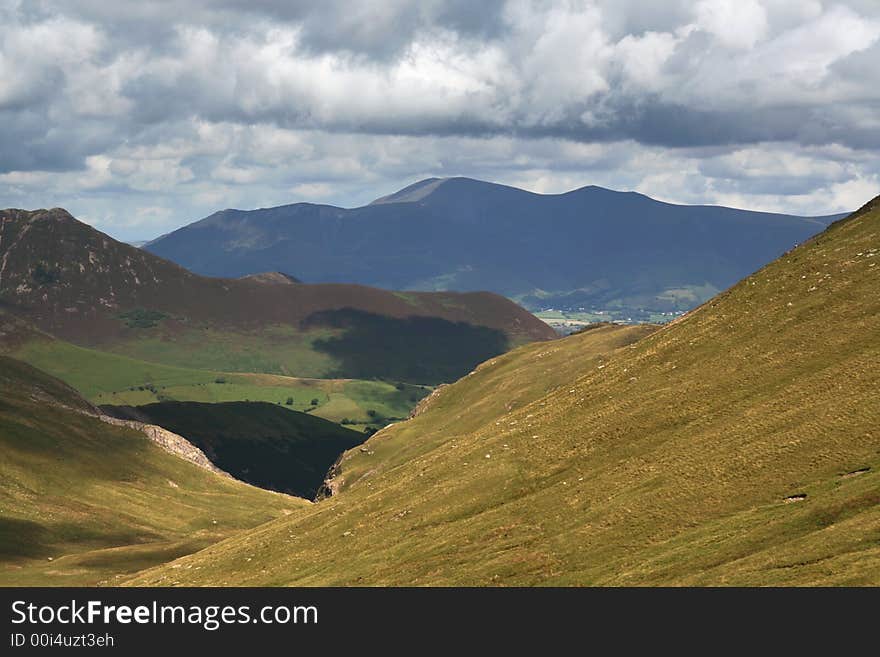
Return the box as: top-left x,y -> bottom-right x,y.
129,197 -> 879,586
0,357 -> 302,586
146,177 -> 844,314
0,208 -> 554,383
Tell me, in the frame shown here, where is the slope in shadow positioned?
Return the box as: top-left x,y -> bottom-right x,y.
0,518 -> 52,559
302,308 -> 509,384
101,401 -> 366,499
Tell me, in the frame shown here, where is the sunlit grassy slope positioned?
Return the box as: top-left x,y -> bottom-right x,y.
127,197 -> 880,587
0,356 -> 304,586
8,337 -> 429,426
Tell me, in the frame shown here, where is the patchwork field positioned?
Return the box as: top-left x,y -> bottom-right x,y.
11,337 -> 430,428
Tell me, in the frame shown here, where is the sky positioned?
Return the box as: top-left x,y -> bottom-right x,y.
1,0 -> 879,241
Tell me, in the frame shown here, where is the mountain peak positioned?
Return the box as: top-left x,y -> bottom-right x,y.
1,207 -> 76,224
369,178 -> 450,205
239,272 -> 301,285
368,176 -> 541,206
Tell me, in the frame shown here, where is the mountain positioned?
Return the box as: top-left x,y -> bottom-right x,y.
145,177 -> 845,315
238,271 -> 301,284
129,196 -> 880,586
0,208 -> 554,384
101,401 -> 368,498
0,356 -> 301,586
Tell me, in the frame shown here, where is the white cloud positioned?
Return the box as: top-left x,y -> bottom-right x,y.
695,0 -> 768,49
0,0 -> 878,239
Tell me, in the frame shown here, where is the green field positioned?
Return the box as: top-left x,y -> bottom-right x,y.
104,325 -> 341,379
11,338 -> 430,427
0,357 -> 303,586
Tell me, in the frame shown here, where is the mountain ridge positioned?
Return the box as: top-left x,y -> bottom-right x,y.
146,177 -> 846,314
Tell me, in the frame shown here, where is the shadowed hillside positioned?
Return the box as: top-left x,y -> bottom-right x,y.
101,401 -> 367,499
128,196 -> 879,586
0,208 -> 554,383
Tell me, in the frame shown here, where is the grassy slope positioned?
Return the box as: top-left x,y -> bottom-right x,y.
127,198 -> 880,586
8,336 -> 429,426
100,401 -> 366,499
0,356 -> 304,586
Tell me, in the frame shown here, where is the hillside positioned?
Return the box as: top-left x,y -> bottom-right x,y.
0,356 -> 302,586
0,316 -> 430,428
146,177 -> 844,317
0,208 -> 554,383
129,196 -> 879,586
101,401 -> 367,498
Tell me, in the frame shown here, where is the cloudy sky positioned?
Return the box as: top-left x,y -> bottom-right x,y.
2,0 -> 879,240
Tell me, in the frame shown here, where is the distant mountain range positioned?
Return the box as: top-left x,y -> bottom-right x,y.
0,208 -> 554,383
146,177 -> 846,314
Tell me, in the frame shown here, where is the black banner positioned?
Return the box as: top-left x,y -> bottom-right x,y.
0,587 -> 873,651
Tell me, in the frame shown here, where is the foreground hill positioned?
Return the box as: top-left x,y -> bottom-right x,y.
129,196 -> 879,586
101,401 -> 366,498
146,177 -> 844,315
0,208 -> 554,383
0,357 -> 302,586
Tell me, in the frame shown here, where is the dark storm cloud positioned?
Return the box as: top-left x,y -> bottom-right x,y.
1,1 -> 879,238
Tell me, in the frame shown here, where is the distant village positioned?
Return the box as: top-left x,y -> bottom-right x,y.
536,307 -> 687,335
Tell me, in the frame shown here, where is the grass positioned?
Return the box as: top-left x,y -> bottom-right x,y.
10,338 -> 429,425
100,313 -> 510,386
0,357 -> 304,587
105,326 -> 340,379
303,309 -> 510,383
126,198 -> 880,586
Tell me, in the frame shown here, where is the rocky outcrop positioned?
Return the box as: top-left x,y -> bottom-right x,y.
408,384 -> 447,419
98,415 -> 230,477
315,453 -> 345,501
238,271 -> 301,285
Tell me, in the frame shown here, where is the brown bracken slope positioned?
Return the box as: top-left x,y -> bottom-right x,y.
0,208 -> 554,382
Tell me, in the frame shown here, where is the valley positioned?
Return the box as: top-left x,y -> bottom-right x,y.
0,195 -> 877,588
100,401 -> 367,498
126,195 -> 880,586
535,308 -> 686,333
3,0 -> 880,611
7,332 -> 429,429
